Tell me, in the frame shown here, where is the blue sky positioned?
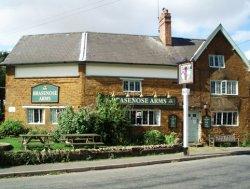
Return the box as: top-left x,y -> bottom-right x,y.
0,0 -> 250,59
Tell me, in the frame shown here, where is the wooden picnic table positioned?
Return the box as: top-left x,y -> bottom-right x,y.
62,134 -> 104,148
20,134 -> 52,150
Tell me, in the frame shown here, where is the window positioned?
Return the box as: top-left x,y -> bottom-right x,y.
27,109 -> 45,124
51,108 -> 65,124
123,80 -> 141,92
212,111 -> 238,126
211,80 -> 238,95
209,55 -> 225,68
130,110 -> 160,126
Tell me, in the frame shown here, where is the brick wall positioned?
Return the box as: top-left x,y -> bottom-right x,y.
191,31 -> 250,141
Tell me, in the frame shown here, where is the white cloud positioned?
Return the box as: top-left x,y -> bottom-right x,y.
0,0 -> 250,50
245,50 -> 250,60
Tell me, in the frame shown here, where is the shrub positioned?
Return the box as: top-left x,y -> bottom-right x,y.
94,94 -> 130,145
0,119 -> 27,136
53,94 -> 131,145
165,132 -> 179,146
144,130 -> 165,145
28,127 -> 48,135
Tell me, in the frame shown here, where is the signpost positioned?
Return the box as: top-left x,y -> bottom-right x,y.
178,62 -> 194,156
31,84 -> 59,103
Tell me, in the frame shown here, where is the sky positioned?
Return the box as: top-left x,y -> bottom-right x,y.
0,0 -> 250,60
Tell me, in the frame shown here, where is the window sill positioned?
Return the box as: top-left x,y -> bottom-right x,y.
212,125 -> 239,127
131,125 -> 161,127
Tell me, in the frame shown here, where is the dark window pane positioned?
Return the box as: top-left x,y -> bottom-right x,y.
217,112 -> 222,125
130,82 -> 135,91
228,112 -> 232,125
143,111 -> 148,124
149,111 -> 154,125
232,112 -> 237,125
135,82 -> 140,91
123,81 -> 128,91
34,109 -> 39,123
215,56 -> 219,67
223,112 -> 227,125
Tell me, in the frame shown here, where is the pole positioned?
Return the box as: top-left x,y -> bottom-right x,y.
182,86 -> 190,156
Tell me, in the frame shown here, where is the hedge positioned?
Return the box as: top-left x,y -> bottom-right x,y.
0,145 -> 183,167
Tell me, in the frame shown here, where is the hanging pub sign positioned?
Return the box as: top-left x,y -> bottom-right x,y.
203,115 -> 211,128
115,96 -> 177,106
169,114 -> 177,128
178,62 -> 194,84
31,84 -> 59,103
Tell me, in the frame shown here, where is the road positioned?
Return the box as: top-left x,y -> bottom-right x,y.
0,155 -> 249,189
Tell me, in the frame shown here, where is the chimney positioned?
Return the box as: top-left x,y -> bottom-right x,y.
159,8 -> 172,46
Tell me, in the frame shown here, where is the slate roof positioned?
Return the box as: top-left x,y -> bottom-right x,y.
2,31 -> 204,66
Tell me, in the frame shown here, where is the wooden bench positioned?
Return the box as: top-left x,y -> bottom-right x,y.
209,134 -> 240,147
20,134 -> 52,150
61,134 -> 104,149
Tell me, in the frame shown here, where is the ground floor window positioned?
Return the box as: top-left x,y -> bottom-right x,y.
50,108 -> 65,124
27,108 -> 45,124
130,110 -> 160,126
212,111 -> 238,126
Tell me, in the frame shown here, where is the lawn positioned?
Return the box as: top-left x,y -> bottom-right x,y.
0,137 -> 72,151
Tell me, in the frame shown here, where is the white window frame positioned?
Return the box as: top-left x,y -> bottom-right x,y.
121,78 -> 142,92
210,80 -> 238,95
27,108 -> 45,125
211,111 -> 239,127
209,55 -> 225,68
50,108 -> 65,125
129,109 -> 161,126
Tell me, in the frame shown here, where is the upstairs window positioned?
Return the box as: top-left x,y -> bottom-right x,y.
211,80 -> 238,95
209,55 -> 225,68
123,80 -> 141,92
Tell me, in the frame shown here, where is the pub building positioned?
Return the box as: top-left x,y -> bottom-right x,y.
2,9 -> 250,144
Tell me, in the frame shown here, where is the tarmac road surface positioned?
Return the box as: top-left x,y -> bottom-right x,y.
0,155 -> 249,189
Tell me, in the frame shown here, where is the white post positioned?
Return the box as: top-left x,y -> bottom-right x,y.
182,87 -> 190,155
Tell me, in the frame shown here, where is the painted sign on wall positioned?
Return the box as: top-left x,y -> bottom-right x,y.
203,116 -> 211,128
115,96 -> 177,106
31,84 -> 59,103
169,114 -> 177,128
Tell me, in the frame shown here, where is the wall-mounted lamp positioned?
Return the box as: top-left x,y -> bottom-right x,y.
111,91 -> 115,97
153,92 -> 157,98
126,92 -> 130,98
139,93 -> 144,98
167,92 -> 171,98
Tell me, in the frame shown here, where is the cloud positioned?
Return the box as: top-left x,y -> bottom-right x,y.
245,50 -> 250,60
0,0 -> 250,50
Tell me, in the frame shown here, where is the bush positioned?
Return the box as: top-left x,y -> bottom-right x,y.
165,132 -> 179,146
144,130 -> 165,145
94,94 -> 130,145
0,119 -> 27,136
53,94 -> 131,145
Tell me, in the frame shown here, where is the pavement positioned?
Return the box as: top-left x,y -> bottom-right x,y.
0,147 -> 249,179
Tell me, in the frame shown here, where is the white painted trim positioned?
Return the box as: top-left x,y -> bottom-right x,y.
120,78 -> 144,81
210,80 -> 238,96
27,108 -> 46,125
79,32 -> 87,61
191,24 -> 250,70
86,63 -> 177,79
23,106 -> 66,109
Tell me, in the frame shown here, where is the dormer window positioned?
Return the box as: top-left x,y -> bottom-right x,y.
209,55 -> 225,68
